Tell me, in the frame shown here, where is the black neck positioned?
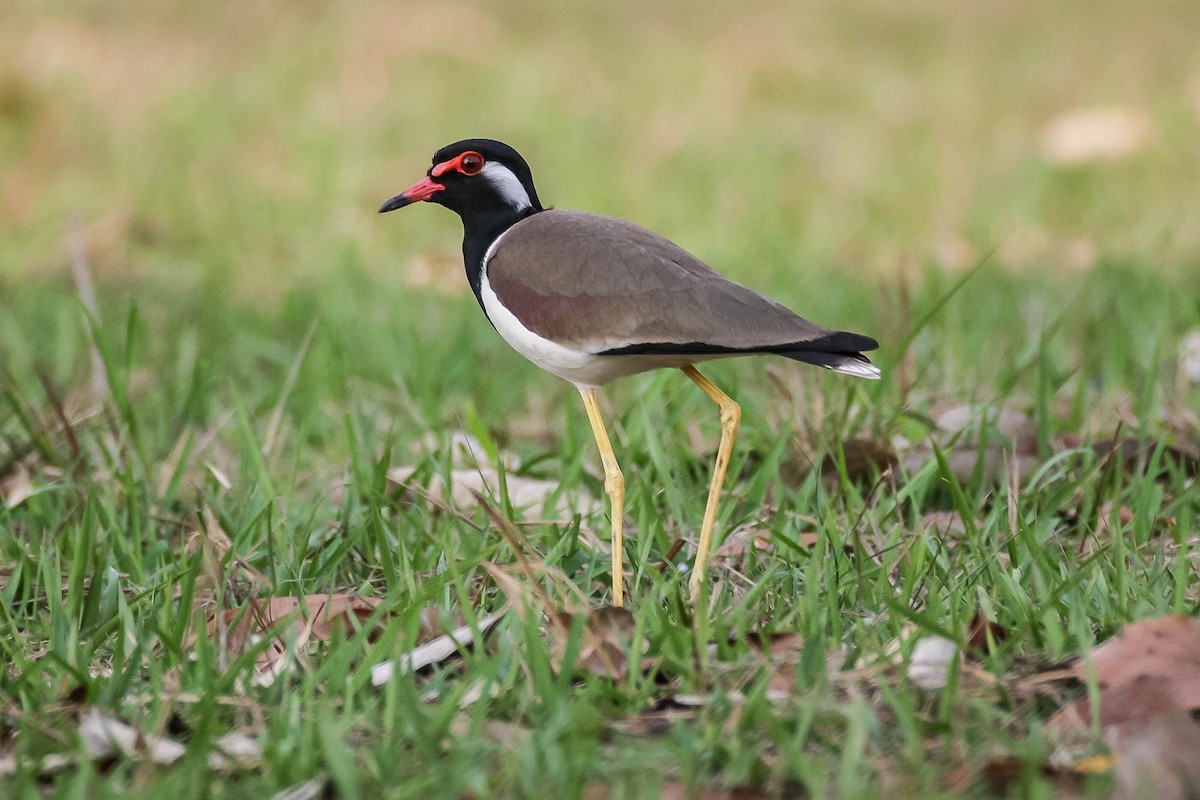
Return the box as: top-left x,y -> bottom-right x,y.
461,206 -> 541,318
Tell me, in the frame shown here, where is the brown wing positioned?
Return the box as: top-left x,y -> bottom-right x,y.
485,209 -> 857,355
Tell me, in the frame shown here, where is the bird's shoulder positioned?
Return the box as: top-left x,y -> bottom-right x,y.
489,209 -> 723,296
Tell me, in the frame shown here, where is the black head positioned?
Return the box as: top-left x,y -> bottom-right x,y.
378,138 -> 543,219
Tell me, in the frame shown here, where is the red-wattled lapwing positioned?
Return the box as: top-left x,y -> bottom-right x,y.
380,139 -> 880,606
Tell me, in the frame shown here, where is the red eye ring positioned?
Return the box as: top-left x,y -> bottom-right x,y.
431,151 -> 487,178
459,152 -> 485,175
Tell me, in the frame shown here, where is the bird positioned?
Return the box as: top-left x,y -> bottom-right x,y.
379,138 -> 880,606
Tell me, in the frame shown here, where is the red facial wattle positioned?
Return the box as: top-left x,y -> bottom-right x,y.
432,151 -> 485,177
378,151 -> 486,213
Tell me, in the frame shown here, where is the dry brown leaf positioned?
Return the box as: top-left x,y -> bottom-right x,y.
902,402 -> 1041,484
745,631 -> 805,663
1086,501 -> 1164,546
964,756 -> 1088,797
208,594 -> 387,685
820,437 -> 899,485
902,446 -> 1041,487
965,612 -> 1008,656
1087,437 -> 1199,480
186,506 -> 270,603
921,510 -> 972,539
0,709 -> 262,778
773,437 -> 896,491
1050,677 -> 1200,799
584,783 -> 766,800
212,594 -> 385,645
1071,616 -> 1200,709
1110,707 -> 1200,800
900,404 -> 1043,485
934,405 -> 1038,453
608,706 -> 697,737
412,430 -> 519,471
1048,615 -> 1200,792
1,466 -> 36,509
448,714 -> 532,751
388,464 -> 598,521
550,606 -> 638,681
713,522 -> 774,562
660,782 -> 771,799
743,631 -> 808,698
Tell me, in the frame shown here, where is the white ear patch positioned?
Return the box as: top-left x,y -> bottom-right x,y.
482,162 -> 533,211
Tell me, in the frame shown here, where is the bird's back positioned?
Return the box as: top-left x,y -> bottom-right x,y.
485,209 -> 866,357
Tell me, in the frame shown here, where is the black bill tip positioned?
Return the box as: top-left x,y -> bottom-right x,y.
378,194 -> 413,214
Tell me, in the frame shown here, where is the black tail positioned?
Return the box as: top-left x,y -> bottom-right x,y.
778,331 -> 880,379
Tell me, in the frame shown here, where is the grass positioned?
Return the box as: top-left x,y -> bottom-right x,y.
3,0 -> 1200,797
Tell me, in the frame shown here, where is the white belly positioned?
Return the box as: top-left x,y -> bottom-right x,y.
478,237 -> 702,389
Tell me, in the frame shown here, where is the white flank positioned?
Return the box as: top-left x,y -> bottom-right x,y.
829,361 -> 882,380
482,162 -> 532,211
480,229 -> 605,387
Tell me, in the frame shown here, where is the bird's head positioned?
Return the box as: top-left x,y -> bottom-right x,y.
378,139 -> 543,218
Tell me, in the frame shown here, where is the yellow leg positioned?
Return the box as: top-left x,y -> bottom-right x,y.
579,388 -> 626,607
680,365 -> 741,603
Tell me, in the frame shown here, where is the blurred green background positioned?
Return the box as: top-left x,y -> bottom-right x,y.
3,4 -> 1200,796
4,0 -> 1199,295
4,0 -> 1200,446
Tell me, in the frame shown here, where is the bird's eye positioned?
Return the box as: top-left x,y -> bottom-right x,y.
460,152 -> 484,175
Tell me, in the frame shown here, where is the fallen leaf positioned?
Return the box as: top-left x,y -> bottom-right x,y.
934,405 -> 1038,453
922,510 -> 972,539
1,466 -> 37,509
448,714 -> 533,751
0,709 -> 263,778
371,608 -> 507,686
78,708 -> 185,765
712,522 -> 774,563
742,630 -> 809,697
745,631 -> 806,663
660,782 -> 771,799
967,756 -> 1088,796
208,594 -> 388,685
1091,502 -> 1142,543
1110,706 -> 1200,800
388,464 -> 598,521
819,437 -> 898,485
1070,616 -> 1200,710
207,731 -> 263,771
900,404 -> 1043,485
966,612 -> 1008,656
1087,437 -> 1199,480
271,780 -> 327,800
608,706 -> 697,737
550,606 -> 638,681
1048,615 -> 1200,790
413,430 -> 519,471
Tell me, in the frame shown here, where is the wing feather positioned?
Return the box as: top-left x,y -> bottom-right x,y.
486,210 -> 874,358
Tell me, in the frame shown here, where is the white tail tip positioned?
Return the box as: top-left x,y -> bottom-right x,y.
829,361 -> 882,380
